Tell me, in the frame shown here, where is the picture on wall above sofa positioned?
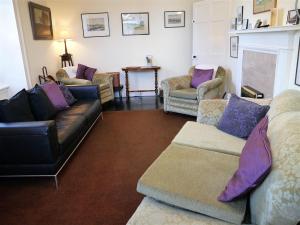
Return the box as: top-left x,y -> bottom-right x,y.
81,12 -> 110,38
121,12 -> 150,36
28,1 -> 53,40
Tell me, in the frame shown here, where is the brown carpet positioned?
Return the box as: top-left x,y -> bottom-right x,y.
0,110 -> 192,225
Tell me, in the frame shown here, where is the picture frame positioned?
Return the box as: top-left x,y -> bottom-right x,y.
81,12 -> 110,38
237,6 -> 243,25
28,2 -> 53,40
230,36 -> 239,58
253,0 -> 277,14
121,12 -> 150,36
230,18 -> 237,30
287,9 -> 300,25
295,37 -> 300,86
164,11 -> 185,28
242,19 -> 249,30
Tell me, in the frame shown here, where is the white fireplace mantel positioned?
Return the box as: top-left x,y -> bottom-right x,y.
231,25 -> 300,97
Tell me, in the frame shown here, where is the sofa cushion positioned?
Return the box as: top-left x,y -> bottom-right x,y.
191,69 -> 214,88
173,121 -> 245,156
41,82 -> 69,110
170,88 -> 197,100
55,112 -> 87,150
0,89 -> 35,122
137,144 -> 247,224
27,85 -> 58,121
217,94 -> 270,139
127,197 -> 232,225
218,117 -> 272,202
59,84 -> 77,105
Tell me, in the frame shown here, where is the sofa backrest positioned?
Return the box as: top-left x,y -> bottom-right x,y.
250,90 -> 300,225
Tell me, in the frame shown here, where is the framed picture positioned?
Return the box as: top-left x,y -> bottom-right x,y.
81,13 -> 110,38
164,11 -> 185,28
230,36 -> 239,58
237,6 -> 243,25
295,37 -> 300,86
28,2 -> 53,40
253,0 -> 277,14
242,19 -> 249,30
121,13 -> 150,36
230,18 -> 237,30
287,10 -> 300,25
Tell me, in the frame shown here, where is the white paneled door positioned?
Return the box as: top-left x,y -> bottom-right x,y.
192,0 -> 229,66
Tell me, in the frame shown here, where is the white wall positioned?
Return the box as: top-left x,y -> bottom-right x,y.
0,0 -> 29,97
228,0 -> 300,94
13,0 -> 58,87
47,0 -> 193,96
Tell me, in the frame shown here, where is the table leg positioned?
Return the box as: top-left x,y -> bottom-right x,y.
125,71 -> 129,99
154,69 -> 158,96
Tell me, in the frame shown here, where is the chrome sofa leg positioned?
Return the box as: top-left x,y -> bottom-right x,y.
54,176 -> 58,189
101,113 -> 104,120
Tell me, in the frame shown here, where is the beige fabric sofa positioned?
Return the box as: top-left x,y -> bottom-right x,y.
161,66 -> 226,116
56,67 -> 114,104
128,90 -> 300,225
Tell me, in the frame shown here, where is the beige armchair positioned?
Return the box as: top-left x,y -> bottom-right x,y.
161,66 -> 226,116
56,67 -> 114,104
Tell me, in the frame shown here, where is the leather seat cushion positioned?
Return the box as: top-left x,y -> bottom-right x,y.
60,100 -> 101,125
170,88 -> 197,100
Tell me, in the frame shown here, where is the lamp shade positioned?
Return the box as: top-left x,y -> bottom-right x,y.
57,30 -> 72,40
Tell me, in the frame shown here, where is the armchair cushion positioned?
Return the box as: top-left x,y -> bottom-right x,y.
170,88 -> 197,100
191,69 -> 214,88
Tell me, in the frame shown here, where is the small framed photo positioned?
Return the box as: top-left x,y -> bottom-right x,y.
28,2 -> 53,40
230,18 -> 237,30
230,36 -> 239,58
121,13 -> 150,36
287,9 -> 300,25
237,6 -> 243,25
164,11 -> 185,28
81,12 -> 110,38
242,19 -> 249,30
295,37 -> 300,86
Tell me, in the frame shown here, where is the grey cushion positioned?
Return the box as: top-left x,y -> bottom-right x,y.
170,88 -> 197,100
137,144 -> 247,224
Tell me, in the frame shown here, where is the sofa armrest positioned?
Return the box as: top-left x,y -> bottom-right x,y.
68,85 -> 100,100
56,69 -> 69,81
0,121 -> 60,164
197,78 -> 223,100
161,75 -> 192,96
92,73 -> 113,85
197,99 -> 228,126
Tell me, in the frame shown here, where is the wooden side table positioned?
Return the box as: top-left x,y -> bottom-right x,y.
121,66 -> 161,99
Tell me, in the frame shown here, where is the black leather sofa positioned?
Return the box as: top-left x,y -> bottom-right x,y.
0,85 -> 102,185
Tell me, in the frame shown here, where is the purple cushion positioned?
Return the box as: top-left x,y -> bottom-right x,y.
217,94 -> 270,139
84,67 -> 97,81
218,116 -> 272,202
76,64 -> 88,79
59,84 -> 77,105
191,69 -> 214,88
41,82 -> 69,110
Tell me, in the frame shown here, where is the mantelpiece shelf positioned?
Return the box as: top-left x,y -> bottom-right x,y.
229,25 -> 300,35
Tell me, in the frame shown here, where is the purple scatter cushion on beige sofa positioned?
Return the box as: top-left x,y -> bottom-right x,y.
76,64 -> 88,79
191,69 -> 214,88
84,67 -> 97,81
217,94 -> 270,139
41,82 -> 69,110
218,116 -> 272,202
